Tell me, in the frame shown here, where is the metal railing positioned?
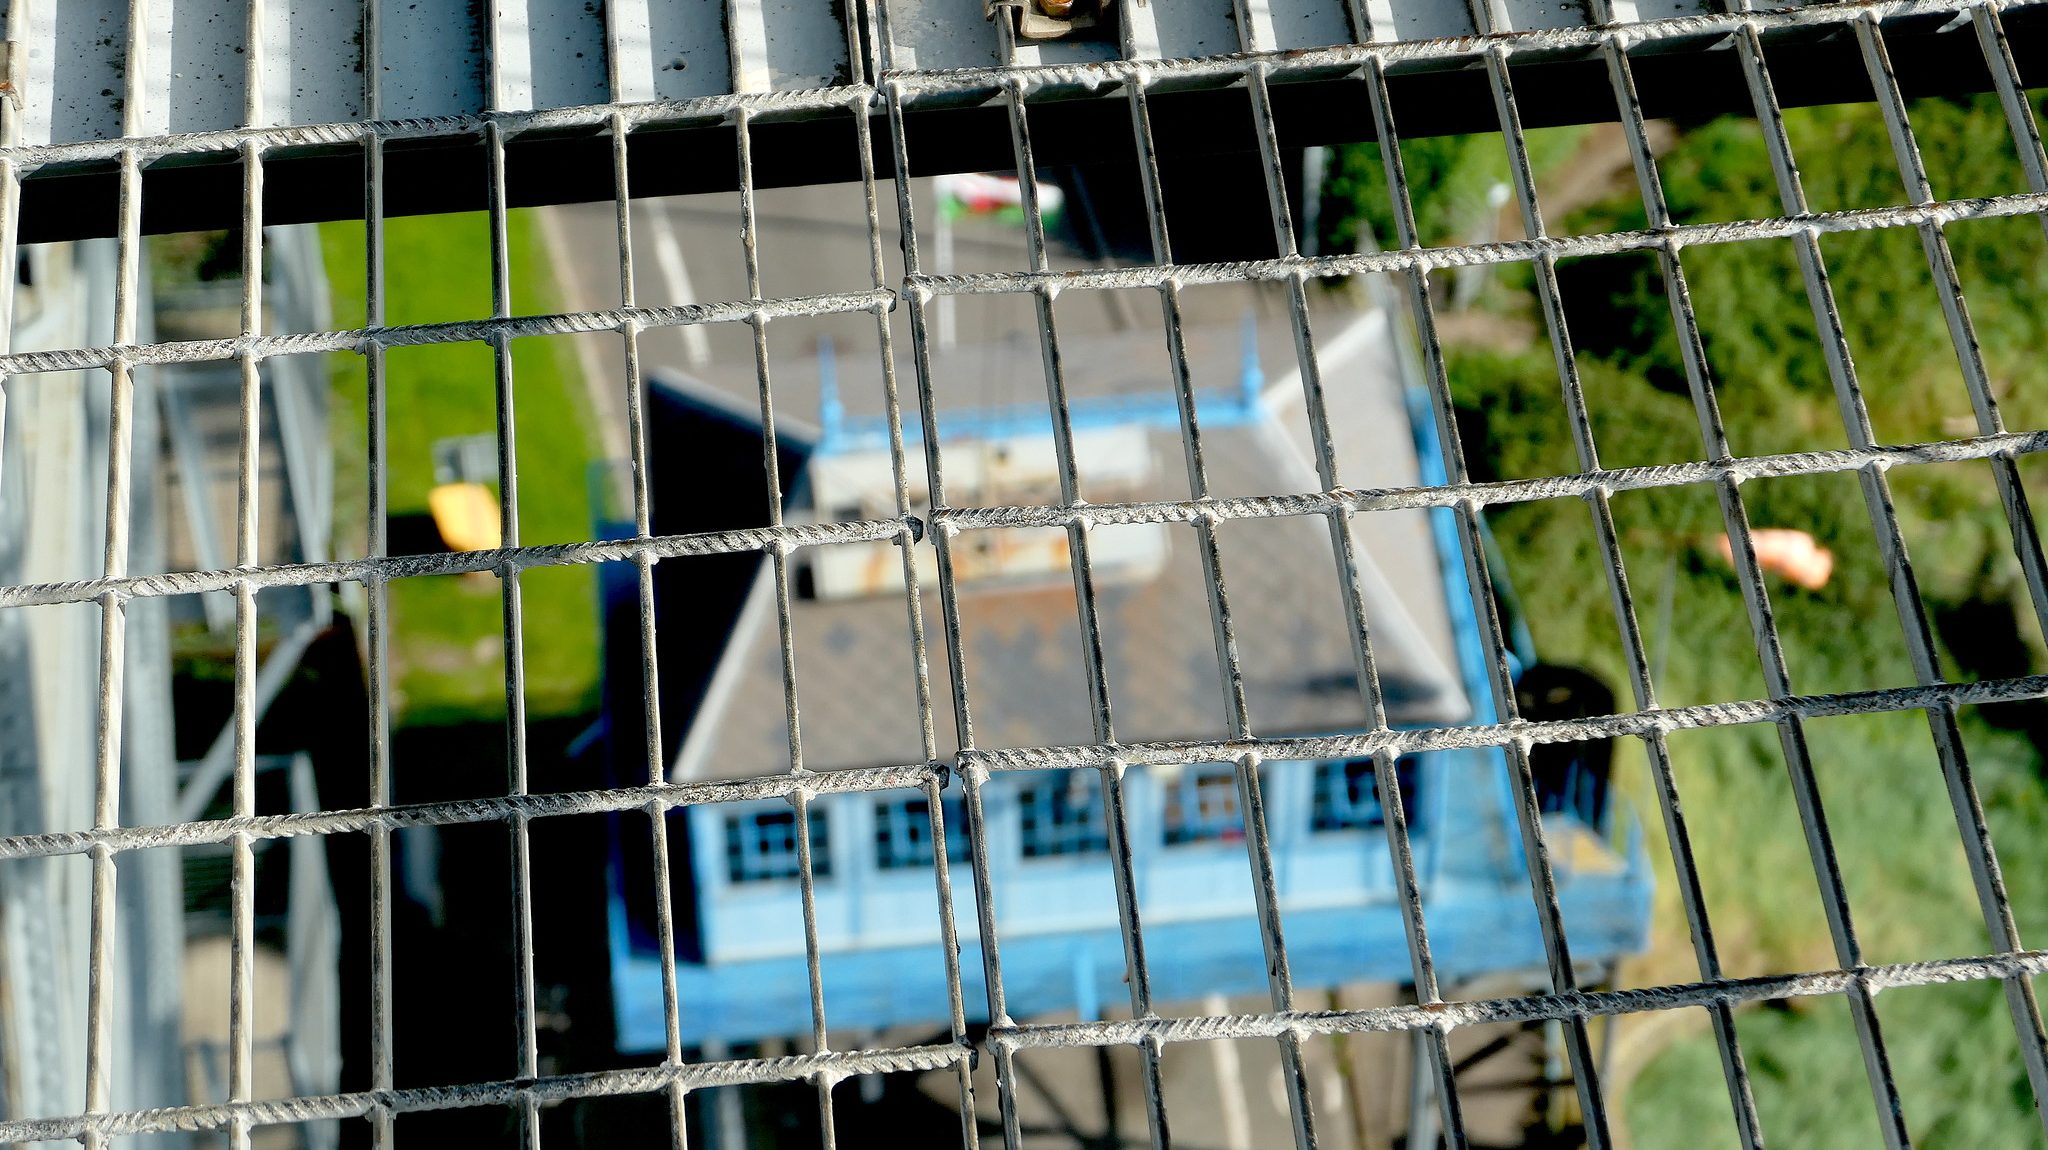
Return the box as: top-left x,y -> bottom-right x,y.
3,0 -> 2048,1148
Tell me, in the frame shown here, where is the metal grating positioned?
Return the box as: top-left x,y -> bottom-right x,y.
2,0 -> 2048,1147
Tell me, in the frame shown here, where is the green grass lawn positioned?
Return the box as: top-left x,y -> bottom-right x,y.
322,211 -> 604,727
1326,94 -> 2048,1146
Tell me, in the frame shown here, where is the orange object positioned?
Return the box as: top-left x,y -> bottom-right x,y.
428,482 -> 503,553
1714,528 -> 1833,590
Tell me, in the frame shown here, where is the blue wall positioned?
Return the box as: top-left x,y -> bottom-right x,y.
608,750 -> 1651,1049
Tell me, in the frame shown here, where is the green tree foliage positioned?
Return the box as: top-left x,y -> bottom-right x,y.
1323,95 -> 2048,1147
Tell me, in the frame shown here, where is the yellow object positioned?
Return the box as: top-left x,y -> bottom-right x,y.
428,482 -> 503,552
1542,815 -> 1629,876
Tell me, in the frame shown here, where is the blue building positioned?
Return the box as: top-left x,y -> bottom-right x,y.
599,308 -> 1651,1053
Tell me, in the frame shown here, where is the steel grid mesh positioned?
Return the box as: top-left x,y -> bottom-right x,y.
4,0 -> 2048,1147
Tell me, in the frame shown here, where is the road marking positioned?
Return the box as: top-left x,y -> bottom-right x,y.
1204,993 -> 1255,1150
536,206 -> 630,469
643,200 -> 713,368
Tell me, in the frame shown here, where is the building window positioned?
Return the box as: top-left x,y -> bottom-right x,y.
1018,771 -> 1109,858
1164,764 -> 1245,845
875,795 -> 971,869
1310,757 -> 1422,833
725,808 -> 831,884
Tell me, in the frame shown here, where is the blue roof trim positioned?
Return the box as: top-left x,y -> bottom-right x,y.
1402,384 -> 1494,729
1403,383 -> 1519,884
816,388 -> 1268,454
812,315 -> 1268,454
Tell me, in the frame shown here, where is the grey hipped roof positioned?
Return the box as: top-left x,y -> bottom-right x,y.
662,307 -> 1470,783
